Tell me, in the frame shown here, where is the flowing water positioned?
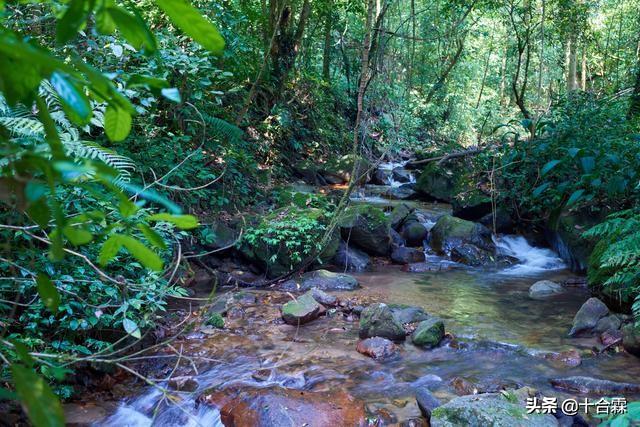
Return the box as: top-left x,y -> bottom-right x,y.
94,194 -> 640,426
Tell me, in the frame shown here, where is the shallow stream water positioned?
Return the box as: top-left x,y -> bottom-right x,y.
95,178 -> 640,426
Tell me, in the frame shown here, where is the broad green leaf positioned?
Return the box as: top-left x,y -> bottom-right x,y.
127,74 -> 169,90
565,189 -> 585,207
138,224 -> 167,249
98,234 -> 123,266
580,156 -> 595,173
56,0 -> 89,44
62,226 -> 93,246
122,318 -> 141,339
107,7 -> 156,53
118,198 -> 139,217
104,105 -> 132,142
532,182 -> 551,197
155,0 -> 225,55
120,235 -> 163,271
161,87 -> 181,103
540,159 -> 561,176
50,71 -> 92,126
12,364 -> 65,427
36,273 -> 60,313
27,198 -> 50,228
96,0 -> 116,34
567,147 -> 581,158
148,213 -> 199,229
12,341 -> 34,367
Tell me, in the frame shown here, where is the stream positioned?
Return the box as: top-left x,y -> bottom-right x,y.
94,168 -> 640,426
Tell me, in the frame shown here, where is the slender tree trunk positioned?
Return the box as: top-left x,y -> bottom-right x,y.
581,44 -> 587,90
476,38 -> 493,108
538,0 -> 546,100
322,4 -> 333,81
500,46 -> 507,106
567,35 -> 578,91
628,59 -> 640,120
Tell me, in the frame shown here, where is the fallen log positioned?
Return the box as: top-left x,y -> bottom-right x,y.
407,147 -> 483,167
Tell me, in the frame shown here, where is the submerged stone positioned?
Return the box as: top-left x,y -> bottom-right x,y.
550,376 -> 640,395
356,337 -> 399,360
528,280 -> 564,300
279,269 -> 359,292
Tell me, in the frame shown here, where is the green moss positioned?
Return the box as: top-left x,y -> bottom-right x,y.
205,312 -> 224,328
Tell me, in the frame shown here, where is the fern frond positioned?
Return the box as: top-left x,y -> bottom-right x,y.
0,117 -> 45,137
202,114 -> 244,142
64,140 -> 136,181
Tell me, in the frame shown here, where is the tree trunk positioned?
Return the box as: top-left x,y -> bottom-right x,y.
537,0 -> 546,100
322,2 -> 333,81
567,35 -> 578,91
581,44 -> 587,90
628,59 -> 640,120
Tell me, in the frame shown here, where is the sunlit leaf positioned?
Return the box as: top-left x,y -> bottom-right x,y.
122,318 -> 141,339
104,105 -> 132,142
12,364 -> 65,427
36,273 -> 60,313
147,213 -> 199,229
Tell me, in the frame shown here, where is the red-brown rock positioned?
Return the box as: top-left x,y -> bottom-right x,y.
356,337 -> 399,360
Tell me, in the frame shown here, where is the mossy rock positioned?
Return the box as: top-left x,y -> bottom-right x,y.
338,204 -> 391,256
239,207 -> 339,278
451,190 -> 493,221
205,312 -> 225,328
319,154 -> 372,185
281,291 -> 322,325
430,391 -> 558,427
411,317 -> 445,348
359,303 -> 406,341
415,163 -> 457,202
429,215 -> 494,255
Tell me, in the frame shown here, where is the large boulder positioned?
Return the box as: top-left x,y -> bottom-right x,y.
392,168 -> 413,183
359,303 -> 406,341
319,154 -> 371,185
338,204 -> 392,256
333,241 -> 371,272
391,246 -> 426,264
622,323 -> 640,357
356,337 -> 399,360
370,168 -> 392,185
528,280 -> 565,300
385,184 -> 417,200
568,297 -> 609,337
390,203 -> 414,230
279,269 -> 359,292
281,291 -> 322,325
594,314 -> 621,333
429,215 -> 495,255
200,385 -> 367,426
415,163 -> 457,202
451,190 -> 492,221
401,221 -> 428,247
239,207 -> 340,278
411,318 -> 445,348
450,243 -> 494,266
430,390 -> 558,427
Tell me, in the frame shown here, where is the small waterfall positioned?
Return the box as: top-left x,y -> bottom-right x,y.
494,235 -> 566,275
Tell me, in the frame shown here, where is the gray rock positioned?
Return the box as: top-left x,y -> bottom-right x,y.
334,241 -> 371,272
392,168 -> 413,183
390,305 -> 430,324
430,390 -> 558,427
415,387 -> 441,421
550,376 -> 640,395
338,204 -> 392,256
311,288 -> 338,307
281,291 -> 322,325
623,323 -> 640,357
390,228 -> 406,247
386,184 -> 417,200
390,204 -> 414,230
569,297 -> 609,337
359,303 -> 406,341
528,280 -> 565,300
594,314 -> 621,333
391,246 -> 426,264
411,318 -> 445,348
371,168 -> 392,185
450,243 -> 494,266
279,269 -> 360,292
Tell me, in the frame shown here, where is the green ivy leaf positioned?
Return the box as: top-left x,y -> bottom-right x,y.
107,6 -> 156,53
161,87 -> 181,103
12,364 -> 65,427
104,105 -> 132,142
122,318 -> 141,339
540,159 -> 561,176
147,213 -> 199,229
36,273 -> 60,313
155,0 -> 225,55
